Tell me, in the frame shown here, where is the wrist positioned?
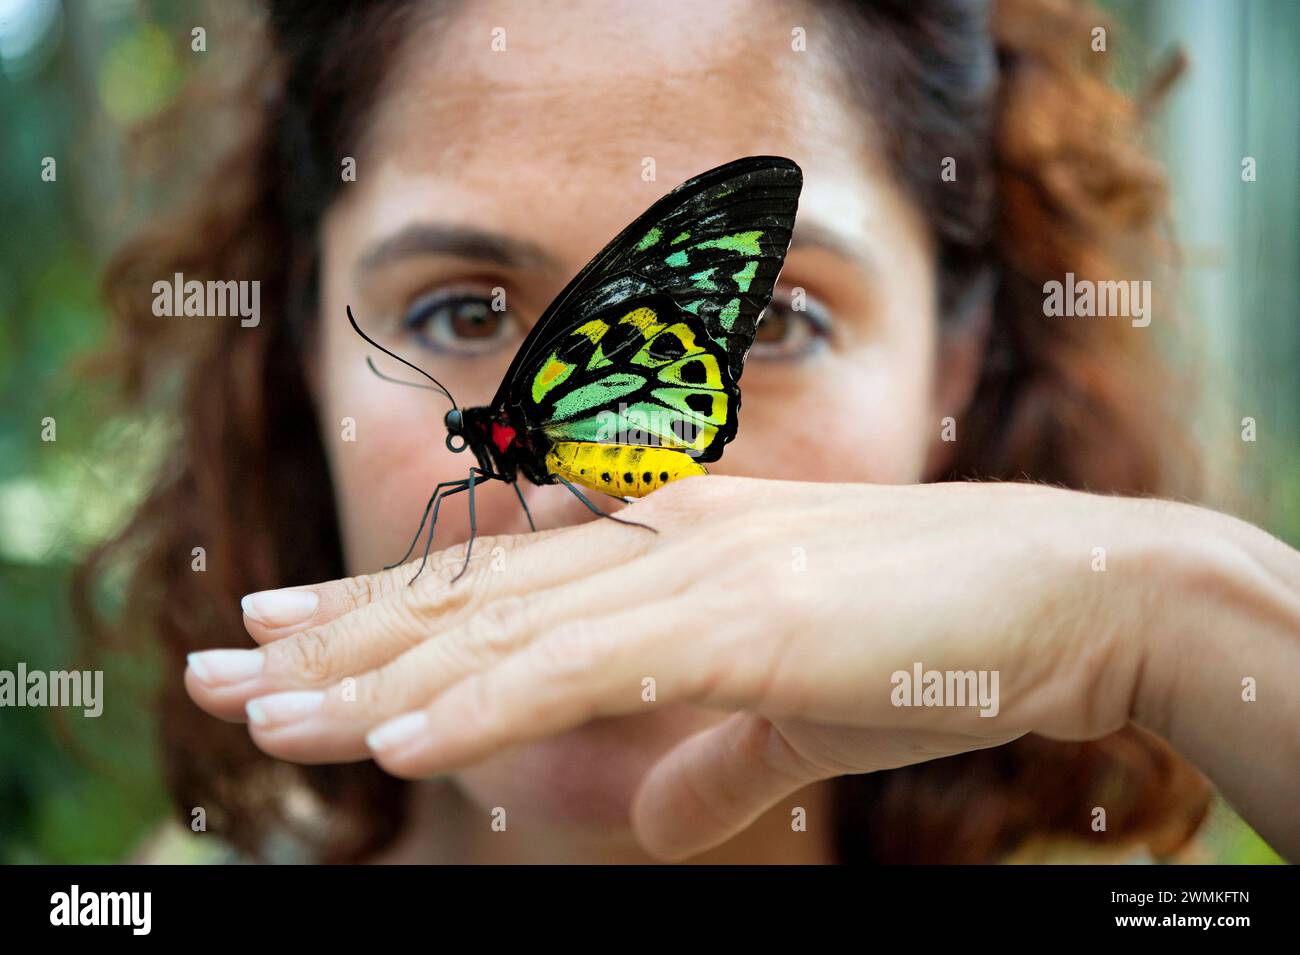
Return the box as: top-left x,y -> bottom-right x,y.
1134,504 -> 1244,736
1133,503 -> 1300,739
1132,502 -> 1300,858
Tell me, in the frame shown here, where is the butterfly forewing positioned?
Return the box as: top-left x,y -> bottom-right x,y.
500,156 -> 802,465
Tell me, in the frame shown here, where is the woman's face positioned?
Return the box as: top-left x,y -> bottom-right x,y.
314,0 -> 943,834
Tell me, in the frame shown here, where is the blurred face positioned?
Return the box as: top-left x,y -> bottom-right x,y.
313,0 -> 943,836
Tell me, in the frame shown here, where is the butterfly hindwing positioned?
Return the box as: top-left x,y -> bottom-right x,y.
526,294 -> 734,460
499,156 -> 802,464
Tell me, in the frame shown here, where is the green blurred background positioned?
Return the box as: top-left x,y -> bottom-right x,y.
0,0 -> 1295,863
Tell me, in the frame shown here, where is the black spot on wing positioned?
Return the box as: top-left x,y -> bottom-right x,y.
555,333 -> 593,364
648,331 -> 686,362
599,321 -> 642,359
685,393 -> 713,417
679,357 -> 708,385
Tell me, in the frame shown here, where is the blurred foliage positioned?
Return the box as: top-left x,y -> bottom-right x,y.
0,0 -> 1294,864
0,0 -> 190,863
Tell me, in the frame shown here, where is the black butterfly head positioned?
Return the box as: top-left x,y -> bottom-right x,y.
444,408 -> 467,452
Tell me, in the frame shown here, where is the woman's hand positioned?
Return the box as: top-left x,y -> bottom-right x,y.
184,477 -> 1300,860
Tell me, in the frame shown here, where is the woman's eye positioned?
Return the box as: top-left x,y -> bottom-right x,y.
403,291 -> 513,355
750,287 -> 831,359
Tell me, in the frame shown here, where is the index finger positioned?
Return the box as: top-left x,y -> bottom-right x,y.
240,526 -> 568,643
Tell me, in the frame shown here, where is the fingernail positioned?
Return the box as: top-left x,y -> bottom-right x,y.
240,589 -> 320,627
366,711 -> 428,753
246,690 -> 324,727
188,650 -> 265,685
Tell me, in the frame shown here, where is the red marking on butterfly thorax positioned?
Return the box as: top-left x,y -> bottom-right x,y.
491,421 -> 517,453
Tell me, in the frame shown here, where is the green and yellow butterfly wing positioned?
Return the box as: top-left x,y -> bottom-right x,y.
527,296 -> 734,457
499,156 -> 802,464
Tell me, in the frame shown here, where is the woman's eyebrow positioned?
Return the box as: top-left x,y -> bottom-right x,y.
789,222 -> 879,279
356,223 -> 559,275
357,220 -> 874,281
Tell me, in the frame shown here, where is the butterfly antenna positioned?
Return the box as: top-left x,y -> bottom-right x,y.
346,305 -> 459,411
365,357 -> 444,392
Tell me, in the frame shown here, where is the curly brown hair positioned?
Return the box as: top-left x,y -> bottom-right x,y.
76,0 -> 1211,863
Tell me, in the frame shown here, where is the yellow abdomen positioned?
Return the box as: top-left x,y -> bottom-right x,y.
545,442 -> 707,499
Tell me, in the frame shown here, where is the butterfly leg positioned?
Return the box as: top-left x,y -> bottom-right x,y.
389,477 -> 475,570
408,478 -> 471,585
450,467 -> 496,584
511,479 -> 537,533
408,468 -> 496,586
554,475 -> 658,533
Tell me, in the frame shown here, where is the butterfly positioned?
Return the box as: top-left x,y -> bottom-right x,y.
347,155 -> 803,583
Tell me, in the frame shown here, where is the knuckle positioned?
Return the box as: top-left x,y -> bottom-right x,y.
531,622 -> 601,682
373,596 -> 434,654
750,718 -> 822,780
353,654 -> 420,711
437,533 -> 510,576
278,627 -> 335,684
433,630 -> 488,673
436,598 -> 533,671
402,535 -> 512,605
467,594 -> 535,653
403,563 -> 476,623
400,535 -> 533,631
341,572 -> 381,612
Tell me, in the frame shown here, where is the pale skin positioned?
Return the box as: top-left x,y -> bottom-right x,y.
183,0 -> 1300,862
